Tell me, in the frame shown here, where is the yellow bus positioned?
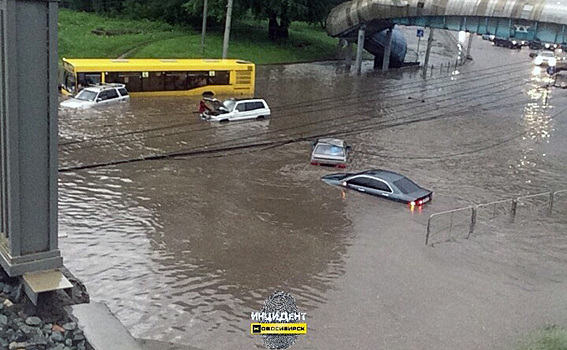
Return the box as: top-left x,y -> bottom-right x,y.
60,58 -> 255,97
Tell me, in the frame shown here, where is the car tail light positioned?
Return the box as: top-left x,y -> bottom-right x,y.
337,164 -> 347,169
310,161 -> 319,166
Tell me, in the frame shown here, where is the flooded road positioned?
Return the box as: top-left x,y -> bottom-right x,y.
58,36 -> 567,349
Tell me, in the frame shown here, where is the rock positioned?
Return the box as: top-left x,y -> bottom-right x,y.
51,325 -> 64,333
72,331 -> 85,343
3,300 -> 13,308
18,325 -> 33,337
62,323 -> 76,332
5,328 -> 14,339
9,329 -> 25,343
0,337 -> 8,348
64,338 -> 72,346
24,317 -> 41,327
29,334 -> 48,346
10,285 -> 23,303
50,332 -> 63,343
8,342 -> 25,350
41,324 -> 51,336
2,285 -> 12,295
0,315 -> 8,326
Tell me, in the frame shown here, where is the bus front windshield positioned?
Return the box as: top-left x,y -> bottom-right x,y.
74,89 -> 97,101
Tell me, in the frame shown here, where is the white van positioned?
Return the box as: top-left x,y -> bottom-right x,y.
209,98 -> 270,122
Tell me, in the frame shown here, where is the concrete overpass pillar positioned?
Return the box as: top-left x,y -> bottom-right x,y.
382,27 -> 394,72
0,0 -> 62,276
422,28 -> 435,78
345,41 -> 353,72
465,32 -> 474,61
354,24 -> 366,75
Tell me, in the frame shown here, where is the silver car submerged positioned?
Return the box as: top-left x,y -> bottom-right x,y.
310,138 -> 351,168
321,169 -> 432,206
60,83 -> 130,109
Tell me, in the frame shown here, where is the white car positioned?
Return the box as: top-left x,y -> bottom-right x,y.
60,83 -> 130,109
208,98 -> 270,122
534,50 -> 557,66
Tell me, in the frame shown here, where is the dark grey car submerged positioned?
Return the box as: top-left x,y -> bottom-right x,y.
321,169 -> 432,206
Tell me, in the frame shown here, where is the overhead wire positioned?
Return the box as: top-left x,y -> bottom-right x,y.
59,61 -> 533,156
356,104 -> 567,160
59,70 -> 540,172
58,60 -> 532,149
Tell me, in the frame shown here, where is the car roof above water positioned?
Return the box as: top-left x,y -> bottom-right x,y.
315,138 -> 346,147
358,169 -> 406,182
83,83 -> 126,92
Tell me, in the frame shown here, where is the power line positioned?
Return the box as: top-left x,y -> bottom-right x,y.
58,72 -> 537,172
63,59 -> 536,152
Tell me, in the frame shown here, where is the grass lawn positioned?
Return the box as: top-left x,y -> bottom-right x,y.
517,326 -> 567,350
59,9 -> 338,64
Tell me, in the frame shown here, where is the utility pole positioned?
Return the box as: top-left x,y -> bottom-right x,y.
354,24 -> 366,75
222,0 -> 233,59
422,27 -> 434,78
201,0 -> 208,56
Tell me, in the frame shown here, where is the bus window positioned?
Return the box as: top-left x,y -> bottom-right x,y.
63,71 -> 76,94
187,71 -> 209,90
208,71 -> 230,85
106,72 -> 142,92
141,72 -> 163,91
165,72 -> 188,91
77,73 -> 102,87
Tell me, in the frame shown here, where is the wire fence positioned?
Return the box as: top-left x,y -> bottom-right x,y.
422,57 -> 468,78
425,190 -> 566,246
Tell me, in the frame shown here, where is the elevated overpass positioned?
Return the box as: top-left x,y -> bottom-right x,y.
327,0 -> 567,72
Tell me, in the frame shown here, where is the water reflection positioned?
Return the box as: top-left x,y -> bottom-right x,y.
58,44 -> 567,349
59,142 -> 353,347
511,70 -> 556,182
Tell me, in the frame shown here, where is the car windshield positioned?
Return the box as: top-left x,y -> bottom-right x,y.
315,144 -> 345,157
74,89 -> 97,101
223,99 -> 236,112
393,177 -> 421,194
540,51 -> 555,57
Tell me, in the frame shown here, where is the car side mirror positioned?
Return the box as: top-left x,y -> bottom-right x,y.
529,52 -> 537,58
96,98 -> 102,102
346,145 -> 352,151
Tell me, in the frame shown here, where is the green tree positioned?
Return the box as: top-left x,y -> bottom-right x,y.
185,0 -> 342,40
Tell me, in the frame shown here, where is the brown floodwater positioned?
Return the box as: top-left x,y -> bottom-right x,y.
58,37 -> 567,349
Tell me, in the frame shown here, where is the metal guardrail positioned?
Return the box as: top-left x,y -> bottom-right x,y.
425,206 -> 474,245
425,189 -> 566,246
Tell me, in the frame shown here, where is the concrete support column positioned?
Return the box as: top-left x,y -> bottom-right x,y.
0,0 -> 62,276
465,32 -> 474,61
382,27 -> 394,72
345,41 -> 352,72
354,24 -> 366,75
422,27 -> 435,78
